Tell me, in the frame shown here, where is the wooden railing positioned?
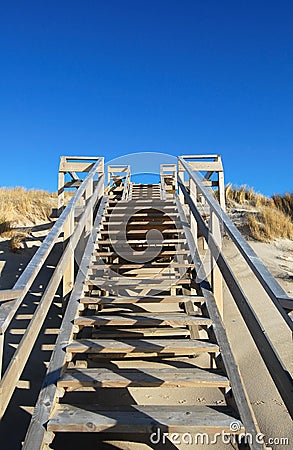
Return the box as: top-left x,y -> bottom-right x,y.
0,157 -> 104,418
177,155 -> 293,418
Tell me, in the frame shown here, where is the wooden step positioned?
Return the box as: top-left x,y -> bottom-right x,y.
103,221 -> 181,228
92,327 -> 191,338
80,295 -> 203,305
48,404 -> 243,434
85,276 -> 191,284
66,338 -> 219,356
94,250 -> 190,257
104,213 -> 178,218
100,229 -> 182,235
58,367 -> 230,389
90,263 -> 193,270
96,238 -> 186,245
106,206 -> 177,211
73,313 -> 212,328
108,200 -> 175,206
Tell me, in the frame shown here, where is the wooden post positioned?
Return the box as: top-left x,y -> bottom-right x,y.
210,210 -> 223,317
189,177 -> 198,248
85,177 -> 93,234
178,161 -> 185,204
63,210 -> 74,303
218,170 -> 226,211
57,171 -> 65,217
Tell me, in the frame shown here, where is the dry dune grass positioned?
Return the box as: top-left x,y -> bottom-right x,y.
0,187 -> 56,228
0,188 -> 58,251
272,192 -> 293,220
225,184 -> 293,242
247,207 -> 293,242
225,183 -> 270,208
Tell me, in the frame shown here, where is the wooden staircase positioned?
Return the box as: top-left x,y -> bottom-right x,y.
22,182 -> 265,449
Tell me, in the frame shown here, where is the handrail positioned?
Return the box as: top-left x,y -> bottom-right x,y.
0,289 -> 23,303
0,157 -> 104,334
178,176 -> 293,417
0,174 -> 105,417
0,158 -> 104,416
178,156 -> 293,323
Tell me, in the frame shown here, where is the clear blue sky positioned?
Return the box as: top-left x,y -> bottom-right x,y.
0,0 -> 292,196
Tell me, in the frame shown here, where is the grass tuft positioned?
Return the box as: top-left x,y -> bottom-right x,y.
247,207 -> 293,242
226,185 -> 293,242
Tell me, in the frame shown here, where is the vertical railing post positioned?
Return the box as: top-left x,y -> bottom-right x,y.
85,176 -> 94,234
63,209 -> 74,306
57,171 -> 65,217
178,160 -> 185,204
189,177 -> 198,248
218,169 -> 226,211
210,210 -> 223,317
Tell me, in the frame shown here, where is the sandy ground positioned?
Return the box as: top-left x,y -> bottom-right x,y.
0,227 -> 292,449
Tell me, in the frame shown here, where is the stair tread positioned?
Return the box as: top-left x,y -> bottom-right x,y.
80,295 -> 203,304
90,263 -> 193,269
48,404 -> 243,433
74,313 -> 212,327
92,327 -> 191,338
94,250 -> 190,256
58,367 -> 230,388
85,277 -> 191,284
66,338 -> 219,354
101,229 -> 182,234
96,238 -> 186,244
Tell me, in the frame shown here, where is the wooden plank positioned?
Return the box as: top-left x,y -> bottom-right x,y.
66,338 -> 219,355
101,229 -> 182,235
74,313 -> 212,328
96,238 -> 186,245
90,263 -> 192,270
84,281 -> 191,289
48,404 -> 243,433
108,200 -> 175,205
187,161 -> 223,171
0,289 -> 22,302
106,205 -> 176,211
59,162 -> 95,172
80,295 -> 203,305
58,367 -> 230,389
103,220 -> 180,227
104,213 -> 178,218
92,327 -> 190,338
94,250 -> 190,257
